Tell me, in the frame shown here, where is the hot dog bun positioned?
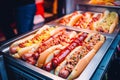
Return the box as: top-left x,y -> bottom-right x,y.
55,33 -> 105,79
94,11 -> 118,33
67,49 -> 96,80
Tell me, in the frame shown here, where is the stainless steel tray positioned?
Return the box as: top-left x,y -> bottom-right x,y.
76,0 -> 120,9
75,0 -> 120,15
0,25 -> 116,80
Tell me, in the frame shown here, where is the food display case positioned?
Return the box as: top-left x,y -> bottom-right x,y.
0,1 -> 120,80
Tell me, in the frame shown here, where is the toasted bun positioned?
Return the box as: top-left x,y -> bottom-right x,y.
35,25 -> 50,34
67,49 -> 96,80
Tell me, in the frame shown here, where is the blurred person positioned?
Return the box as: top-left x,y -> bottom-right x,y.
0,0 -> 36,41
16,0 -> 36,35
0,0 -> 16,41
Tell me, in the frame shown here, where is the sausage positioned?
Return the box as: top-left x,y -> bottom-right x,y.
58,67 -> 70,79
10,46 -> 19,54
26,57 -> 36,65
21,52 -> 33,60
52,48 -> 71,68
43,62 -> 53,72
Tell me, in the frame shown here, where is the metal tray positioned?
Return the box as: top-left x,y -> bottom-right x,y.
75,0 -> 120,16
76,0 -> 120,9
0,25 -> 116,80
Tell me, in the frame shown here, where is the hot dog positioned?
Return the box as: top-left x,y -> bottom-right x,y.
52,32 -> 88,68
55,33 -> 105,80
10,26 -> 66,58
